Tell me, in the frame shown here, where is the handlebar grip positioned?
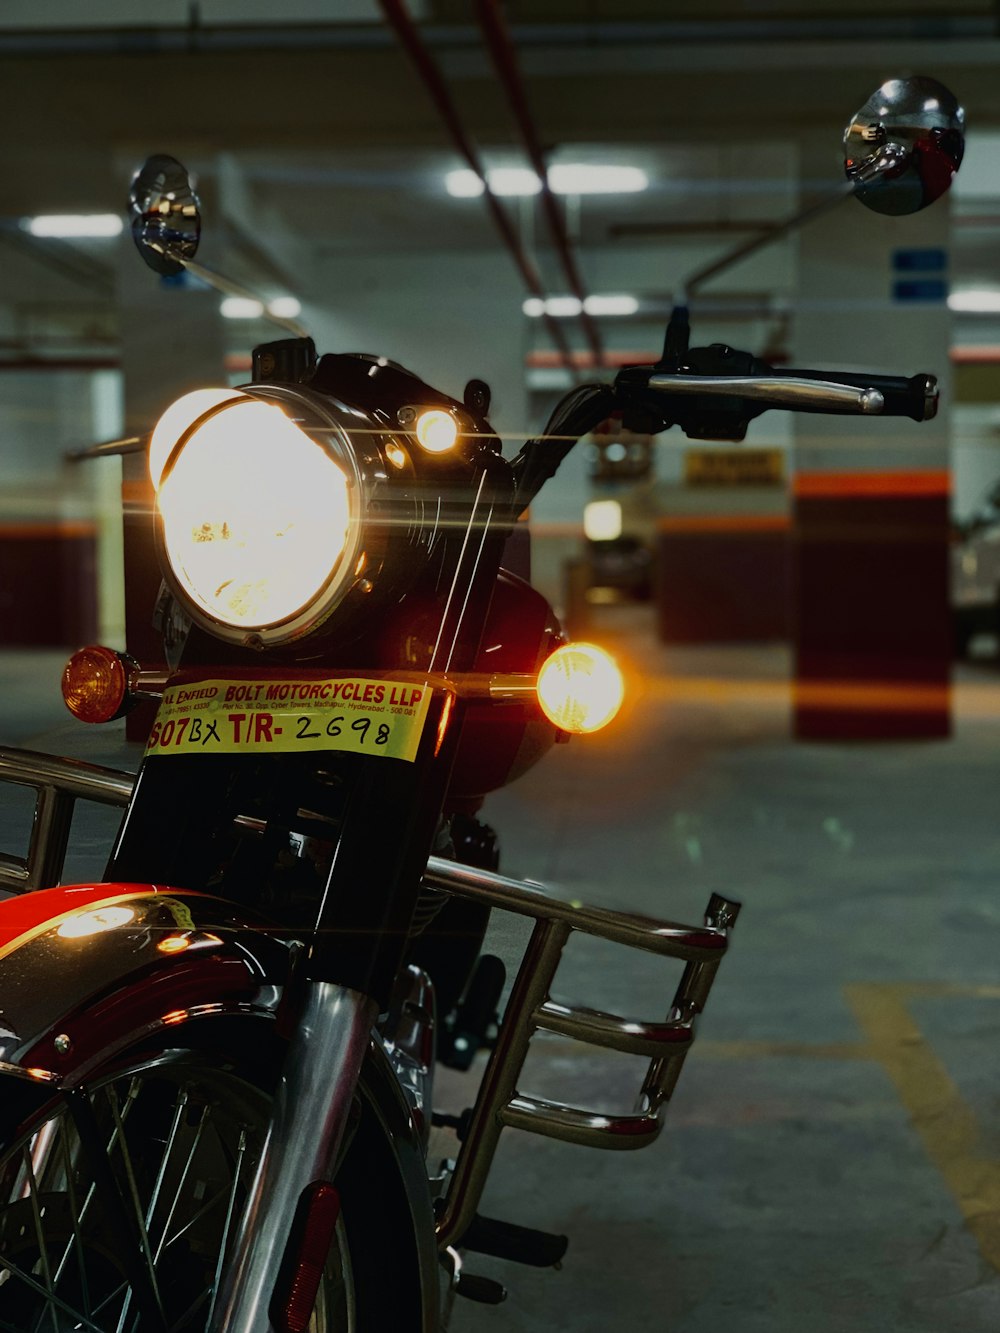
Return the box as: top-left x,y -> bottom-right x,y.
775,368 -> 938,423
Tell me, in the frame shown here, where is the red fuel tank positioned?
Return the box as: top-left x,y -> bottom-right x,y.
447,569 -> 564,802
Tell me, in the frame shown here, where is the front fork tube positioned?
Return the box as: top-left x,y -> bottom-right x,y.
209,980 -> 378,1333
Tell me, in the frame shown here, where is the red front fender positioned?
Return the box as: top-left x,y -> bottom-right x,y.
0,882 -> 291,1083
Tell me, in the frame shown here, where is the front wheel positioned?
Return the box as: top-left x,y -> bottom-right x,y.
0,1037 -> 424,1332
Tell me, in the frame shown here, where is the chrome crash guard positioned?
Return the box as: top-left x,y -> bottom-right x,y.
0,746 -> 739,1281
423,859 -> 739,1249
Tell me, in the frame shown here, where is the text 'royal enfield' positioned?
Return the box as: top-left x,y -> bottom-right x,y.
0,75 -> 963,1332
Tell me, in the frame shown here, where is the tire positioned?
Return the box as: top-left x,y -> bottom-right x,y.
0,1028 -> 427,1332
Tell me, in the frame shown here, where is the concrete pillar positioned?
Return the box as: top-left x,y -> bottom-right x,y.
305,249 -> 529,435
791,168 -> 952,738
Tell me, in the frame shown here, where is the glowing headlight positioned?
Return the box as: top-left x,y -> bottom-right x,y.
149,387 -> 241,491
153,389 -> 361,645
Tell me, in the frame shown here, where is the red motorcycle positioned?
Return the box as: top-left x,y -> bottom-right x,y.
0,76 -> 962,1332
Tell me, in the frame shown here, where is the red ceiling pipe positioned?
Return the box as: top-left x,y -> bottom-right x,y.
377,0 -> 579,380
474,0 -> 605,368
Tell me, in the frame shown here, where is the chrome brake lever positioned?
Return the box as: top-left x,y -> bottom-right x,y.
645,373 -> 885,415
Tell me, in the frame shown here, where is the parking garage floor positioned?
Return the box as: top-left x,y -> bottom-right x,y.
2,612 -> 1000,1332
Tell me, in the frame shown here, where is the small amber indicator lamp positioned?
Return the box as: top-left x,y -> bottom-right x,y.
414,409 -> 459,454
536,642 -> 625,735
62,646 -> 130,723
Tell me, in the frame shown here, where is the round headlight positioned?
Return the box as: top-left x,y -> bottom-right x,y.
153,388 -> 363,646
149,387 -> 242,491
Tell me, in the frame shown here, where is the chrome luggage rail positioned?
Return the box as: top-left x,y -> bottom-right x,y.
0,747 -> 133,891
0,746 -> 740,1254
424,857 -> 739,1249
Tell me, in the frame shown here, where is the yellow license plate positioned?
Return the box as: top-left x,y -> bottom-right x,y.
145,677 -> 433,763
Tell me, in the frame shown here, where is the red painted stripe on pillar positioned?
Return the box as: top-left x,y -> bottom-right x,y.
794,470 -> 950,499
793,484 -> 950,740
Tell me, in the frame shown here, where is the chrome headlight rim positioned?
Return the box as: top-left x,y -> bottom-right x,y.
154,384 -> 369,651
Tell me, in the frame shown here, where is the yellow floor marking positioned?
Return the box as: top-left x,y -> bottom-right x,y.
895,981 -> 1000,1001
846,982 -> 1000,1272
536,983 -> 1000,1270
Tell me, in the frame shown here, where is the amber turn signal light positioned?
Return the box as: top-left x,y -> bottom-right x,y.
62,646 -> 134,724
536,642 -> 625,734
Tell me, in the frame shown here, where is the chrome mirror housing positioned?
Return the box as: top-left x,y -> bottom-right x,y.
129,154 -> 201,275
844,76 -> 965,216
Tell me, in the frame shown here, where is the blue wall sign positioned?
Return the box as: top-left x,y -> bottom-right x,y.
892,278 -> 949,303
892,248 -> 948,273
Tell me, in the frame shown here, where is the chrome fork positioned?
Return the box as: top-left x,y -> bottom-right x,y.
208,981 -> 377,1333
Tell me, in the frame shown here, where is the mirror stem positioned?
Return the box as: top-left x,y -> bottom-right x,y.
683,178 -> 856,301
179,255 -> 309,338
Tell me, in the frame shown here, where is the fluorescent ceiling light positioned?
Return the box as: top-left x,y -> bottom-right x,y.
584,294 -> 639,316
523,294 -> 638,318
445,170 -> 486,198
522,296 -> 581,317
221,297 -> 265,319
489,167 -> 542,196
26,214 -> 123,238
447,164 -> 647,198
949,289 -> 1000,313
549,164 -> 648,194
545,296 -> 583,317
448,168 -> 540,198
267,296 -> 302,319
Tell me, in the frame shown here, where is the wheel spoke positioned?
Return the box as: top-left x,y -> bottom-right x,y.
0,1251 -> 106,1333
206,1124 -> 248,1330
152,1098 -> 208,1264
162,1181 -> 227,1252
64,1087 -> 168,1333
130,1083 -> 189,1241
0,1311 -> 44,1333
52,1110 -> 94,1322
21,1142 -> 59,1333
0,1056 -> 353,1333
74,1076 -> 141,1237
90,1276 -> 130,1320
166,1281 -> 215,1333
47,1078 -> 143,1332
104,1082 -> 174,1333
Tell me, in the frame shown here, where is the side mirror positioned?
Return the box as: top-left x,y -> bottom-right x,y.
129,154 -> 201,275
844,76 -> 965,216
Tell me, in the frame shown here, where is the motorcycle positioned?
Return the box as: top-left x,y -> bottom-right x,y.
0,75 -> 963,1332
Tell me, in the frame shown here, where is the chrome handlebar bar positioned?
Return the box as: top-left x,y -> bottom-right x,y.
645,373 -> 888,415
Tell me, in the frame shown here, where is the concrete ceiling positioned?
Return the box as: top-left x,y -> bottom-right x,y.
0,3 -> 997,352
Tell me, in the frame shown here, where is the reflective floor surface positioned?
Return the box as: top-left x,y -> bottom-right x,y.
2,614 -> 1000,1332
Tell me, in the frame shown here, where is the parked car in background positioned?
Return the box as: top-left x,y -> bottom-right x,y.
953,481 -> 1000,655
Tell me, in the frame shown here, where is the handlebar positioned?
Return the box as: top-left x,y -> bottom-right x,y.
644,373 -> 889,417
643,365 -> 937,423
510,341 -> 941,512
615,346 -> 939,445
769,368 -> 938,422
